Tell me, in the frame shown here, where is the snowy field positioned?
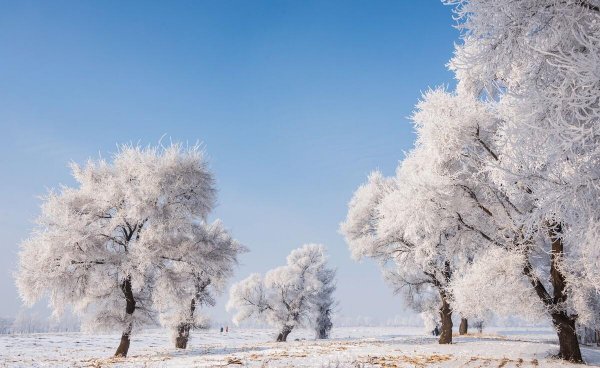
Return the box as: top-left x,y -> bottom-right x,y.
2,326 -> 600,367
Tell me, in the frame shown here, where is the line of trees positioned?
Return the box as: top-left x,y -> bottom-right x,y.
341,0 -> 600,362
15,144 -> 246,357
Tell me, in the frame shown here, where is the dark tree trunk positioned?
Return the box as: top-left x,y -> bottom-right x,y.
551,312 -> 583,362
114,276 -> 136,357
316,327 -> 327,339
459,318 -> 468,335
315,308 -> 333,339
115,332 -> 131,357
175,324 -> 191,349
548,224 -> 583,363
175,298 -> 196,349
316,328 -> 324,339
437,260 -> 453,344
439,291 -> 453,344
276,326 -> 293,342
522,224 -> 583,362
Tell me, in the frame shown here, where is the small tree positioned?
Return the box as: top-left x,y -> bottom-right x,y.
15,143 -> 243,357
312,265 -> 336,339
227,244 -> 336,342
458,317 -> 468,335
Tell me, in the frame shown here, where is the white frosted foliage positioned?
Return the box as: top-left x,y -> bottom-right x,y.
15,143 -> 244,350
227,244 -> 336,341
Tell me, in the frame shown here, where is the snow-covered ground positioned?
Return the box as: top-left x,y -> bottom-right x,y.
1,326 -> 599,367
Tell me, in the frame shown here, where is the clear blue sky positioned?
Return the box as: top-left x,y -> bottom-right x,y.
0,1 -> 458,324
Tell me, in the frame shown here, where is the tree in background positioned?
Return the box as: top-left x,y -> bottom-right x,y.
227,244 -> 336,342
16,143 -> 243,357
312,262 -> 336,339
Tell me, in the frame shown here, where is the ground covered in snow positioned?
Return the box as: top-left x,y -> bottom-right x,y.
1,326 -> 600,367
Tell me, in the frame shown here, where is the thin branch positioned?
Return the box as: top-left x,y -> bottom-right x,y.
475,125 -> 499,161
456,212 -> 500,246
457,184 -> 493,217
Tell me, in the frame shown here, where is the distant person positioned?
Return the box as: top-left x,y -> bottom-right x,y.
433,326 -> 440,336
226,326 -> 229,333
220,327 -> 223,333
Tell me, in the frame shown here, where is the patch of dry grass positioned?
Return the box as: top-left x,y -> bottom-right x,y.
86,354 -> 172,367
355,353 -> 452,368
465,356 -> 542,367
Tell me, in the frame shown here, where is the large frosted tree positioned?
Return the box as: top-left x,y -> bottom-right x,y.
440,0 -> 600,361
340,88 -> 498,344
227,244 -> 336,342
16,143 -> 243,357
340,167 -> 459,344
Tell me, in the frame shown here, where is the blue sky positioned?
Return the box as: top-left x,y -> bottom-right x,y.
0,1 -> 458,323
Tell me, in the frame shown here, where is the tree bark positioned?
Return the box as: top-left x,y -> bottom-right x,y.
175,298 -> 196,349
552,312 -> 583,362
548,224 -> 583,363
316,328 -> 326,339
175,324 -> 191,349
521,224 -> 583,362
436,260 -> 453,344
315,308 -> 332,339
276,325 -> 293,342
114,276 -> 136,357
459,318 -> 468,335
439,291 -> 453,344
115,331 -> 131,357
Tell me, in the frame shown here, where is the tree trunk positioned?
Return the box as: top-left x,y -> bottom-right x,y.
115,331 -> 131,357
548,224 -> 583,363
114,276 -> 136,357
175,324 -> 191,349
276,326 -> 293,342
316,328 -> 324,339
439,291 -> 453,344
552,312 -> 583,362
437,261 -> 453,344
175,298 -> 196,349
459,318 -> 468,335
316,327 -> 327,339
315,308 -> 332,339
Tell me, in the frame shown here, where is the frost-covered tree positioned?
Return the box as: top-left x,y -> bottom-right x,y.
312,264 -> 336,339
340,166 -> 457,344
340,87 -> 501,344
16,143 -> 243,357
440,0 -> 600,361
227,244 -> 336,342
